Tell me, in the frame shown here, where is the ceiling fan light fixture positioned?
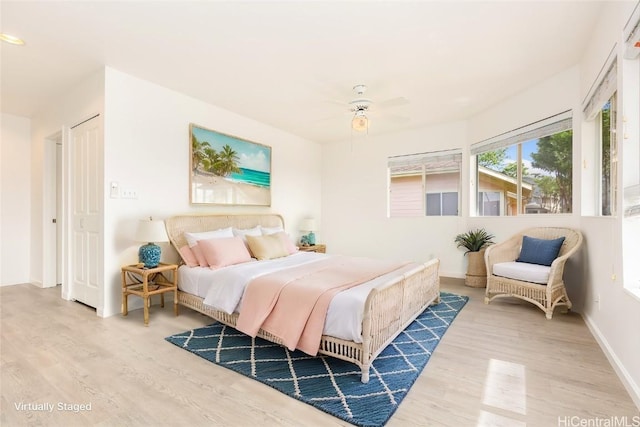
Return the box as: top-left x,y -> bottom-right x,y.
352,110 -> 369,132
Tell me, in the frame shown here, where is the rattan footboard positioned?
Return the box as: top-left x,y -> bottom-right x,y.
177,258 -> 440,383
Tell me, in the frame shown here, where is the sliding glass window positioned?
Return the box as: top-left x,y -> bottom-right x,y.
471,111 -> 573,216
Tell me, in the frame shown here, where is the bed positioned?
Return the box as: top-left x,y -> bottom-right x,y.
166,213 -> 440,383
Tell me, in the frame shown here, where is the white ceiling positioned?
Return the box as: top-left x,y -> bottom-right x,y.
1,1 -> 604,144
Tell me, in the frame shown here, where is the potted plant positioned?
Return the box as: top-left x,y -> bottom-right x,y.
454,228 -> 494,288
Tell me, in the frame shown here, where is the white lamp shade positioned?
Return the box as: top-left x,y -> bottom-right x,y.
135,219 -> 169,243
299,218 -> 316,232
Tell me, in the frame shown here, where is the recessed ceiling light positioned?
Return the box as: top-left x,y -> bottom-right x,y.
0,34 -> 25,45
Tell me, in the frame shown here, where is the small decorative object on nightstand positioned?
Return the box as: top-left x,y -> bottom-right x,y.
121,263 -> 178,326
135,217 -> 169,268
299,218 -> 317,246
298,244 -> 326,253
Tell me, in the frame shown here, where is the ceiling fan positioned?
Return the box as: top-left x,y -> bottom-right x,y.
346,84 -> 409,132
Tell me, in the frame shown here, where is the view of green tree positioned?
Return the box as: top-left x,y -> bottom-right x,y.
601,101 -> 611,215
534,175 -> 560,212
478,148 -> 528,179
501,161 -> 528,179
530,130 -> 573,213
477,149 -> 506,170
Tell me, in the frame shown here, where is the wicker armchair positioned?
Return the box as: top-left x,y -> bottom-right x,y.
484,227 -> 583,319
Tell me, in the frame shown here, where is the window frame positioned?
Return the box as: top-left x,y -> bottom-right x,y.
598,93 -> 618,216
388,149 -> 462,218
471,111 -> 574,216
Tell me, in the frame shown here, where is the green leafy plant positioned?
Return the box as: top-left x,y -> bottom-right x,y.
454,228 -> 495,254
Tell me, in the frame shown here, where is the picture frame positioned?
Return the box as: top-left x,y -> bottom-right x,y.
190,123 -> 271,206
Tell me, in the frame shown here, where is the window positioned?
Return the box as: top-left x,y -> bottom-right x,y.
426,192 -> 458,216
477,191 -> 501,216
471,111 -> 573,216
599,95 -> 617,216
584,59 -> 618,216
388,150 -> 461,217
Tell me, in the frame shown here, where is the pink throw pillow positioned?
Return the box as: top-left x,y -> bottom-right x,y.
274,231 -> 298,254
191,244 -> 208,267
178,245 -> 199,267
199,236 -> 252,269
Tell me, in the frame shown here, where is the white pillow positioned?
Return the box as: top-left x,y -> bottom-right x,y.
261,225 -> 284,235
232,226 -> 262,242
184,227 -> 234,248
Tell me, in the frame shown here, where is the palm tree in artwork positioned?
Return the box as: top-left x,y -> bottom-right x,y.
201,147 -> 221,174
191,135 -> 211,173
214,144 -> 242,177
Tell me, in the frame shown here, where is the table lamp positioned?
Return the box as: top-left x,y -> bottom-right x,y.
135,217 -> 169,268
299,218 -> 316,246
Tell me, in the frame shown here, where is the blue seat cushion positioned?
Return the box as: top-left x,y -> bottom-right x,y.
516,235 -> 565,266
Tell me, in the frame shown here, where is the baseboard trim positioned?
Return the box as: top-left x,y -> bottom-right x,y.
583,313 -> 640,410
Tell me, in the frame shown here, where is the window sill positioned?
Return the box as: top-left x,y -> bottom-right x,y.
624,287 -> 640,304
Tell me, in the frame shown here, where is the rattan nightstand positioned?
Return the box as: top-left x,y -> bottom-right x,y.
121,263 -> 178,326
298,244 -> 326,253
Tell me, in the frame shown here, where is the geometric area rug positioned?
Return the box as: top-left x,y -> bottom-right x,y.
165,292 -> 468,427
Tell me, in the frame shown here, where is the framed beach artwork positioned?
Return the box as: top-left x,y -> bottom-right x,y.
189,124 -> 271,206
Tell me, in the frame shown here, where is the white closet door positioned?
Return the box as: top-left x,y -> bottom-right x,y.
70,116 -> 101,308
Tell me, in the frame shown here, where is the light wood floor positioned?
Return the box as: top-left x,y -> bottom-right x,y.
1,281 -> 638,427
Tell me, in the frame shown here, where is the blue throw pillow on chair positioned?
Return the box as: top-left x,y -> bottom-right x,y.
516,235 -> 566,266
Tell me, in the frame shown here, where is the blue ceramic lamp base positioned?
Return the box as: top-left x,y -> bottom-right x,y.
300,231 -> 316,246
139,243 -> 161,269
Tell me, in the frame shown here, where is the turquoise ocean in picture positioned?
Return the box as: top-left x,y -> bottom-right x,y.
229,168 -> 270,188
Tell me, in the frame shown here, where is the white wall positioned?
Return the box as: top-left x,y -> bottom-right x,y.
578,0 -> 640,409
321,121 -> 468,278
1,114 -> 31,286
102,67 -> 322,317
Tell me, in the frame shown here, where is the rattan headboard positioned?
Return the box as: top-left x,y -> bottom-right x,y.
165,213 -> 285,260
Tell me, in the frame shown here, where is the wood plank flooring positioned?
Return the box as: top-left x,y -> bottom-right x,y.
1,280 -> 638,426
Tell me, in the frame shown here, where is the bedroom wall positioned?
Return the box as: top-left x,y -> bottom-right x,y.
576,0 -> 640,409
321,121 -> 468,278
1,114 -> 31,286
102,67 -> 322,317
321,67 -> 581,280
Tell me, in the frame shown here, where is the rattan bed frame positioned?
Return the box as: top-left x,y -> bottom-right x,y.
165,213 -> 440,383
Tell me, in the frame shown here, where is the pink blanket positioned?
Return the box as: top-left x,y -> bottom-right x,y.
235,256 -> 407,355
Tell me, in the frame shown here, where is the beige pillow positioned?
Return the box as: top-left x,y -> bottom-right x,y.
246,234 -> 289,260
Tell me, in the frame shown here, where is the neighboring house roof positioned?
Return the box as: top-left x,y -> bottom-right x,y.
478,166 -> 533,191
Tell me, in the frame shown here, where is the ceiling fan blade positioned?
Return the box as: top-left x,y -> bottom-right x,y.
375,96 -> 410,109
368,110 -> 410,123
314,111 -> 351,124
385,113 -> 411,123
325,99 -> 348,108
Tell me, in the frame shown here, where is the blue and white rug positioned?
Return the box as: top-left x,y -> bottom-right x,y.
165,292 -> 468,427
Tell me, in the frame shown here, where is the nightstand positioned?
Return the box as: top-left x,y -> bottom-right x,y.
121,263 -> 178,326
298,244 -> 326,253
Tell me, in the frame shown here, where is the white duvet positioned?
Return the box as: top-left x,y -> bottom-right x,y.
178,252 -> 421,343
